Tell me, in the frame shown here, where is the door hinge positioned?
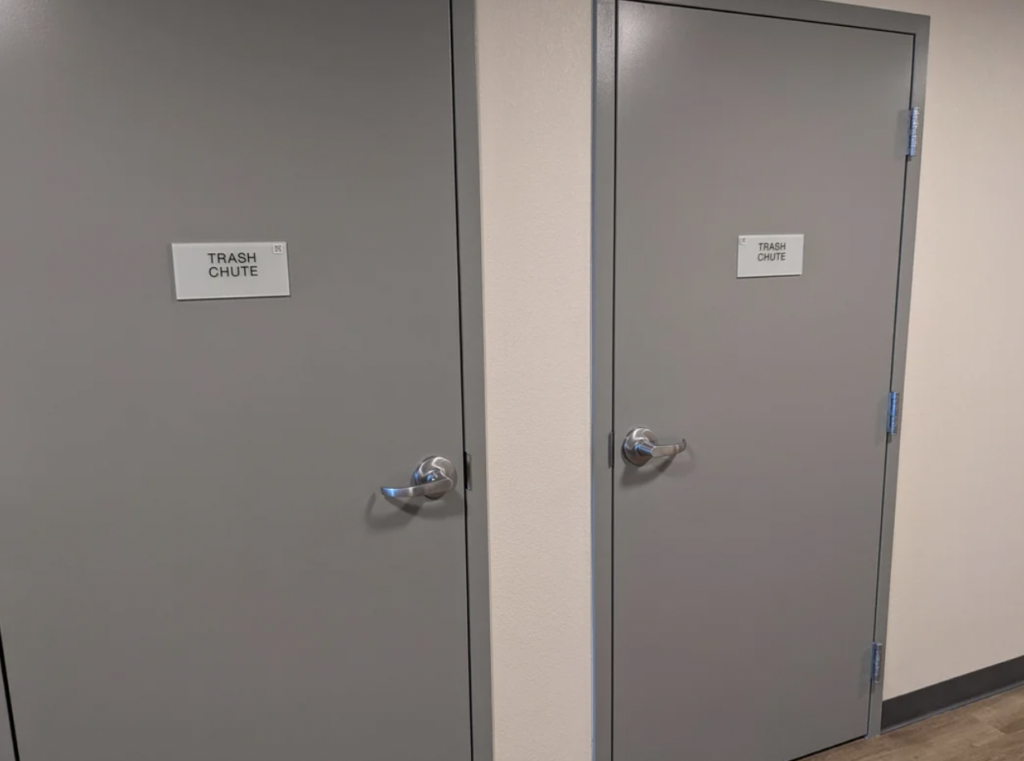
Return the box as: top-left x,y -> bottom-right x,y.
871,642 -> 885,685
907,107 -> 921,157
608,430 -> 615,468
464,451 -> 473,491
887,391 -> 901,435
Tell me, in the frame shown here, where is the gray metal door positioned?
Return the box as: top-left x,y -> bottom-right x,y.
613,4 -> 913,760
0,705 -> 12,761
0,2 -> 472,760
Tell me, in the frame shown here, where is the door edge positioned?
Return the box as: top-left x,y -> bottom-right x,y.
868,14 -> 931,741
450,0 -> 495,758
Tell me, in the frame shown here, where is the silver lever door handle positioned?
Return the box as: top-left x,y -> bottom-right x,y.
381,456 -> 456,501
622,427 -> 687,467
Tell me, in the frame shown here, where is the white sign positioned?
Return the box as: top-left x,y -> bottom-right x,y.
737,234 -> 804,278
172,242 -> 290,301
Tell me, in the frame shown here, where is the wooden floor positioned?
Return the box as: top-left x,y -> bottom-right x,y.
811,686 -> 1024,761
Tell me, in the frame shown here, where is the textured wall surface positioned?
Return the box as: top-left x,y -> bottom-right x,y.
475,0 -> 594,759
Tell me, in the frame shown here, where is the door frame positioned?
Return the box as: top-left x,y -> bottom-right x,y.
591,0 -> 929,755
451,0 -> 494,758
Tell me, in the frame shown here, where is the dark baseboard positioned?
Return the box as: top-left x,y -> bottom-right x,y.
882,653 -> 1024,731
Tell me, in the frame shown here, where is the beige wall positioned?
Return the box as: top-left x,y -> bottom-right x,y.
477,0 -> 1024,757
476,1 -> 594,760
